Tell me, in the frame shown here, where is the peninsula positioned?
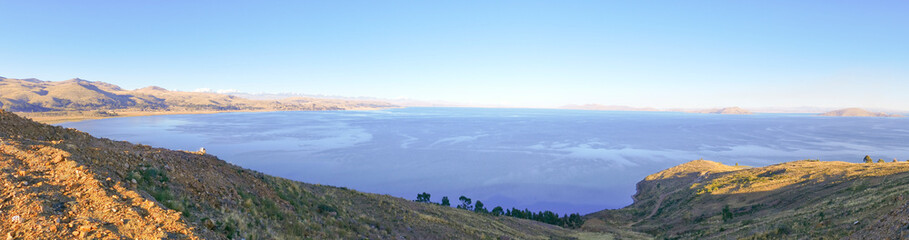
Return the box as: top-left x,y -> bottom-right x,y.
0,77 -> 395,123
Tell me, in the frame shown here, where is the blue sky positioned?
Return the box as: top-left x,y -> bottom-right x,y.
2,1 -> 908,109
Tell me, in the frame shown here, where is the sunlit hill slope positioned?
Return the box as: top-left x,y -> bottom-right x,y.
0,77 -> 395,122
583,159 -> 909,239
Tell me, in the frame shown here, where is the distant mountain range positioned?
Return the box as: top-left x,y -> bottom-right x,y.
819,108 -> 904,117
561,104 -> 660,112
687,106 -> 753,115
561,104 -> 754,115
6,76 -> 906,120
0,77 -> 395,113
562,104 -> 909,116
229,92 -> 464,108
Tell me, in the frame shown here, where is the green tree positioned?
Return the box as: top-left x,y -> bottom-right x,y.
440,196 -> 450,206
474,201 -> 488,213
566,213 -> 584,228
864,155 -> 873,163
722,205 -> 734,222
415,192 -> 431,203
878,159 -> 885,163
491,206 -> 504,216
457,196 -> 473,211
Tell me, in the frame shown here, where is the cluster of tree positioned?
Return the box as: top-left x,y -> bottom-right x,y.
414,192 -> 584,228
500,207 -> 584,228
864,155 -> 907,163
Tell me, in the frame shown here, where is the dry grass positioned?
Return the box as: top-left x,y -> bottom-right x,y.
585,159 -> 909,239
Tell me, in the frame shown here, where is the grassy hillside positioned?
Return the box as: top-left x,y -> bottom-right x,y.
0,77 -> 395,123
0,109 -> 623,239
584,159 -> 909,239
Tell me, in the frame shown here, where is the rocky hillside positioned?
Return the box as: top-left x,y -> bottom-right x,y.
819,108 -> 903,117
0,110 -> 612,239
0,77 -> 394,113
584,159 -> 909,239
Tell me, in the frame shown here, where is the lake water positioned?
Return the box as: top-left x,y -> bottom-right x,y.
60,107 -> 909,214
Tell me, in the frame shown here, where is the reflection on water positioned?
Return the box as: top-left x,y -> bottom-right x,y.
61,108 -> 909,214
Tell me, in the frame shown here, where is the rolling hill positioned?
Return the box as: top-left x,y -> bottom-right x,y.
0,77 -> 395,122
0,109 -> 627,239
583,159 -> 909,239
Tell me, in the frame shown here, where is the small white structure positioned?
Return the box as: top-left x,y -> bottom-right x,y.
199,147 -> 206,155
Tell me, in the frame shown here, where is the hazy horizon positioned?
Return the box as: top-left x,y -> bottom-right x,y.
3,74 -> 908,113
2,1 -> 907,109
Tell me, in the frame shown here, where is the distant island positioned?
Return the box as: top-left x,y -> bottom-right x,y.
0,76 -> 396,123
688,106 -> 753,115
819,108 -> 904,117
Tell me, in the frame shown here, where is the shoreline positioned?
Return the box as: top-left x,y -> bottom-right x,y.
16,107 -> 394,124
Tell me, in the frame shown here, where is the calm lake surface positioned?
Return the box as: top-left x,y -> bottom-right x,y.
60,107 -> 909,214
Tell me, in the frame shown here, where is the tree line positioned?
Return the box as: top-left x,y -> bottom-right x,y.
414,192 -> 584,228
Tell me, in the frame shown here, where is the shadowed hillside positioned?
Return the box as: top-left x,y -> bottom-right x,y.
584,159 -> 909,239
0,77 -> 396,122
0,110 -> 623,239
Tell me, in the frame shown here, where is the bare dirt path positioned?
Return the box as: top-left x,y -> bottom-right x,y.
626,175 -> 709,228
625,188 -> 683,227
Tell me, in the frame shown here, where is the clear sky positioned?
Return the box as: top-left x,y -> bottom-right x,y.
2,1 -> 908,109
